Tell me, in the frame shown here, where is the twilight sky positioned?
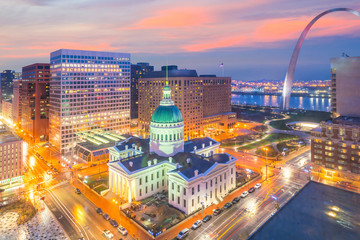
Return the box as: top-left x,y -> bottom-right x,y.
1,0 -> 360,81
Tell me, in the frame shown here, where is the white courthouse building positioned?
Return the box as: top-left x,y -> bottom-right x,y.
108,84 -> 236,214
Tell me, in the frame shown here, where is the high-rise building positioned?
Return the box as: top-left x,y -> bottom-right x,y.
12,79 -> 23,126
311,56 -> 360,177
138,66 -> 235,139
331,56 -> 360,117
130,63 -> 154,119
49,49 -> 131,154
1,99 -> 13,123
20,63 -> 51,142
0,124 -> 23,187
0,70 -> 16,101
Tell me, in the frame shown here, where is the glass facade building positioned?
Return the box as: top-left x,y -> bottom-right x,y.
49,49 -> 131,154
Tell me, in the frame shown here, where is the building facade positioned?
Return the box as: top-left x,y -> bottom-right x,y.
21,63 -> 51,142
138,66 -> 235,139
49,49 -> 131,154
311,116 -> 360,175
12,79 -> 23,126
1,100 -> 13,124
331,56 -> 360,118
0,124 -> 23,186
108,85 -> 236,215
0,70 -> 16,102
130,63 -> 154,119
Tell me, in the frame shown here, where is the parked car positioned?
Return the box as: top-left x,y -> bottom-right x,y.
213,208 -> 223,216
103,213 -> 110,221
224,202 -> 233,209
96,208 -> 103,214
254,183 -> 262,189
192,220 -> 202,230
232,197 -> 240,204
75,188 -> 81,194
241,191 -> 249,198
177,228 -> 189,239
203,215 -> 212,223
118,226 -> 127,236
248,187 -> 255,193
102,229 -> 114,239
109,219 -> 118,227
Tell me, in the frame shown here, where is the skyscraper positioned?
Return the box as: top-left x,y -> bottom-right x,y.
0,70 -> 17,101
49,49 -> 131,154
12,79 -> 23,126
21,63 -> 51,142
138,66 -> 235,139
130,63 -> 154,119
330,56 -> 360,118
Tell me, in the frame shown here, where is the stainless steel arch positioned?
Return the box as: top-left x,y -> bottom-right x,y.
281,8 -> 360,110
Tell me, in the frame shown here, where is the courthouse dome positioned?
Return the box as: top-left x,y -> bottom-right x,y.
151,105 -> 183,124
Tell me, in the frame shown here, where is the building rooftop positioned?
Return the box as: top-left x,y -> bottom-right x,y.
327,116 -> 360,126
249,181 -> 360,240
143,69 -> 198,78
184,137 -> 219,152
0,125 -> 21,144
114,137 -> 150,153
111,151 -> 232,180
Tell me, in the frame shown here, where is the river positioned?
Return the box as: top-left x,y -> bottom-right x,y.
231,94 -> 331,112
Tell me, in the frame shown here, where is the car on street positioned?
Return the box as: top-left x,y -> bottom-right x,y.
224,202 -> 233,209
232,197 -> 240,204
241,191 -> 249,198
177,228 -> 189,239
248,187 -> 255,193
191,220 -> 202,230
96,208 -> 103,214
75,188 -> 81,194
109,219 -> 118,227
118,226 -> 127,235
102,229 -> 114,239
254,183 -> 262,189
103,213 -> 111,221
213,208 -> 223,216
202,215 -> 212,223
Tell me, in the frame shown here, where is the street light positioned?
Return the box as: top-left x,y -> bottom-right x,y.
262,147 -> 268,180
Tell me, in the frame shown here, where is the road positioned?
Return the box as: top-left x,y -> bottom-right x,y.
45,182 -> 134,240
184,151 -> 310,240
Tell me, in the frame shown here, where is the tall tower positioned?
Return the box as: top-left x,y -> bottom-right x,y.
149,82 -> 184,156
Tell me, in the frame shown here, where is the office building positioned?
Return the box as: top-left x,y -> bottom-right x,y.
0,70 -> 16,101
138,66 -> 236,139
130,63 -> 154,119
1,100 -> 13,123
108,85 -> 236,214
49,49 -> 131,154
331,56 -> 360,117
20,63 -> 51,142
0,124 -> 23,186
12,79 -> 23,126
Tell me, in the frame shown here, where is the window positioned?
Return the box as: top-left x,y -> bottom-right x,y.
339,128 -> 345,136
220,185 -> 222,193
145,186 -> 148,194
157,182 -> 159,188
215,177 -> 217,184
172,182 -> 174,190
231,178 -> 233,184
139,189 -> 142,196
178,185 -> 180,193
172,194 -> 174,201
145,176 -> 148,183
151,174 -> 153,181
162,179 -> 164,186
198,196 -> 200,204
224,173 -> 226,180
157,172 -> 159,178
162,169 -> 165,176
198,184 -> 200,192
210,180 -> 213,187
184,188 -> 186,195
210,191 -> 212,198
139,178 -> 142,185
224,183 -> 226,191
178,197 -> 180,204
151,184 -> 153,191
184,200 -> 186,208
192,199 -> 194,207
206,182 -> 208,189
220,175 -> 222,182
192,187 -> 194,195
231,168 -> 233,174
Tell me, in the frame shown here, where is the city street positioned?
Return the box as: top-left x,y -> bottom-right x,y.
181,151 -> 310,240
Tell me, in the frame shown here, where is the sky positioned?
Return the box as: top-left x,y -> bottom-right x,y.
1,0 -> 360,81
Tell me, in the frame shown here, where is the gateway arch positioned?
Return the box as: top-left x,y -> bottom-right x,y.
281,8 -> 360,110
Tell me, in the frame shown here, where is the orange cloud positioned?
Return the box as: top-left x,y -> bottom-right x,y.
129,7 -> 211,29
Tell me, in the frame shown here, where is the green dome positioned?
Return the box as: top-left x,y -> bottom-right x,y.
151,105 -> 183,123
